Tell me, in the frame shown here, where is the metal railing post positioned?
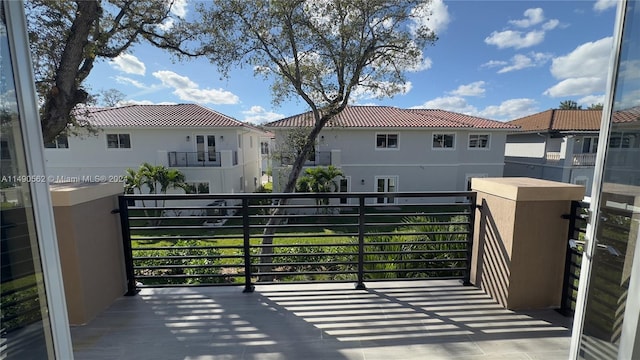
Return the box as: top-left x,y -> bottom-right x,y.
242,198 -> 255,293
559,200 -> 580,315
463,192 -> 477,286
355,196 -> 366,290
118,195 -> 138,296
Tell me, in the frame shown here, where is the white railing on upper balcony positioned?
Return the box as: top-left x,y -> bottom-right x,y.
572,153 -> 597,166
545,152 -> 562,162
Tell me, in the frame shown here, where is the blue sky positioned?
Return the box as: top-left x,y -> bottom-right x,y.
85,0 -> 619,123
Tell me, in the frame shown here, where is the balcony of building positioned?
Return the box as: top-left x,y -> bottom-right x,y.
545,152 -> 597,167
71,280 -> 572,360
168,150 -> 239,168
2,178 -> 590,359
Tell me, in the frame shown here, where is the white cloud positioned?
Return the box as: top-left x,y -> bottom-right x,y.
481,60 -> 508,68
169,0 -> 188,18
542,19 -> 560,31
411,96 -> 478,114
486,8 -> 558,50
152,70 -> 240,105
157,18 -> 175,32
412,96 -> 538,121
619,60 -> 640,80
153,70 -> 197,88
120,99 -> 178,106
449,81 -> 486,97
544,77 -> 605,97
484,30 -> 545,49
509,8 -> 544,28
110,54 -> 146,75
497,52 -> 552,73
594,0 -> 617,12
114,76 -> 146,89
241,106 -> 284,124
615,89 -> 640,110
578,94 -> 605,106
411,0 -> 451,34
544,37 -> 612,97
478,98 -> 539,120
406,56 -> 433,72
352,81 -> 413,100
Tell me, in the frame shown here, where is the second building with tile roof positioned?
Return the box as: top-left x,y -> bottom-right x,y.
44,104 -> 268,194
264,106 -> 517,200
503,109 -> 603,195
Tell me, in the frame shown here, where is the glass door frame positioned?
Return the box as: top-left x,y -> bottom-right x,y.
3,1 -> 73,358
569,1 -> 640,358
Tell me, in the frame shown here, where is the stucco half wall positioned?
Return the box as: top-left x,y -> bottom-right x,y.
471,177 -> 585,310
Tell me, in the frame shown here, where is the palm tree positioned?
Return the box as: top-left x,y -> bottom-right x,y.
296,165 -> 344,211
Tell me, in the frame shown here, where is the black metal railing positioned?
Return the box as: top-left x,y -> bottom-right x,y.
559,200 -> 589,316
118,191 -> 476,294
168,151 -> 222,167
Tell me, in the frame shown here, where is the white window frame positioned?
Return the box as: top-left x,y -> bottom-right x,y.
468,133 -> 490,150
375,133 -> 400,150
195,134 -> 217,162
374,175 -> 398,204
577,136 -> 599,154
338,176 -> 351,204
4,1 -> 73,357
432,133 -> 456,150
106,133 -> 131,150
44,134 -> 69,149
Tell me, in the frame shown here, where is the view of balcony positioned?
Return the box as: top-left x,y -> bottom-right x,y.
545,152 -> 597,166
168,151 -> 222,167
71,281 -> 572,360
48,180 -> 585,359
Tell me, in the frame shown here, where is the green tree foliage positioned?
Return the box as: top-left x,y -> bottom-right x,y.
124,162 -> 186,195
588,103 -> 604,110
559,100 -> 582,110
296,166 -> 344,193
296,166 -> 344,211
174,0 -> 438,194
25,0 -> 185,142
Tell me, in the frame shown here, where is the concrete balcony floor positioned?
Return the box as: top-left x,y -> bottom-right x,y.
71,280 -> 572,360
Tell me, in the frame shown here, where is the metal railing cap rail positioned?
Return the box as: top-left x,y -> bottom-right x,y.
120,191 -> 477,201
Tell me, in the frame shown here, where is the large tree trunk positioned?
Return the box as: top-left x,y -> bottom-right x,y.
258,107 -> 342,281
40,0 -> 99,143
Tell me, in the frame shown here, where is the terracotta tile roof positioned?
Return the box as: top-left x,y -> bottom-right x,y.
507,109 -> 606,132
612,107 -> 640,123
265,106 -> 516,129
75,104 -> 246,128
507,109 -> 602,132
508,108 -> 640,132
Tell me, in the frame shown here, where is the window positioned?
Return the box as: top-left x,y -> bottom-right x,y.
433,133 -> 455,149
261,141 -> 269,155
196,135 -> 216,161
44,134 -> 69,149
376,133 -> 398,149
579,137 -> 599,153
338,177 -> 350,204
468,134 -> 489,149
1,140 -> 10,159
106,133 -> 130,149
183,182 -> 210,194
376,176 -> 397,204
